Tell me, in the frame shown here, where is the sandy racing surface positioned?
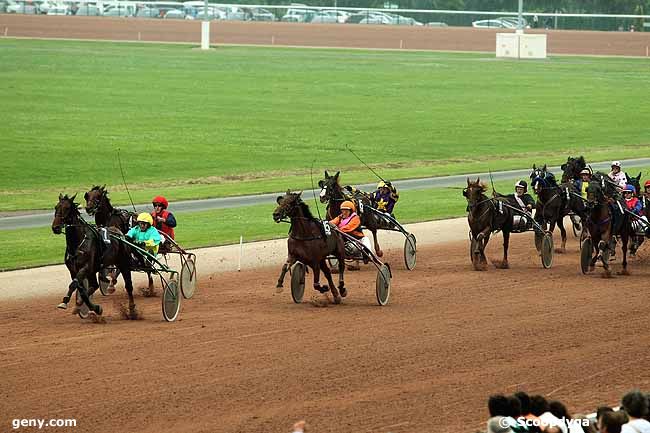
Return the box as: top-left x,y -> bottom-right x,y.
2,15 -> 650,56
2,230 -> 650,433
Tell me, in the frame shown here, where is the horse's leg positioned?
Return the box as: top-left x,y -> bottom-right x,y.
598,236 -> 612,278
497,231 -> 510,269
372,229 -> 382,258
59,257 -> 77,309
619,231 -> 630,275
337,253 -> 346,297
320,259 -> 341,304
556,218 -> 567,253
276,259 -> 291,289
72,262 -> 102,315
120,262 -> 137,318
477,227 -> 491,268
311,262 -> 326,293
147,272 -> 155,292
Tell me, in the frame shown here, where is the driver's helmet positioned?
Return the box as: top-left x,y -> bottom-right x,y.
137,212 -> 154,226
623,184 -> 636,195
611,161 -> 621,169
644,180 -> 650,189
515,180 -> 528,193
377,181 -> 387,189
340,201 -> 356,213
580,168 -> 592,176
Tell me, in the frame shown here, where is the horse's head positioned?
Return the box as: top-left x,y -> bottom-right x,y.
52,193 -> 78,234
465,177 -> 487,207
273,190 -> 304,223
626,172 -> 642,196
586,179 -> 605,207
561,156 -> 586,183
84,185 -> 108,215
318,170 -> 341,204
530,165 -> 557,194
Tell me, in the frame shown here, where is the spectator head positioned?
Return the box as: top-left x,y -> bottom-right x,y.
599,411 -> 625,433
514,392 -> 532,415
573,414 -> 596,433
489,394 -> 512,417
530,395 -> 550,417
597,406 -> 614,423
622,390 -> 649,419
487,416 -> 514,433
549,400 -> 570,420
508,395 -> 523,418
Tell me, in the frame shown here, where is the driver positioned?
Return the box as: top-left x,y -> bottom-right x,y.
126,213 -> 162,257
372,181 -> 399,216
329,201 -> 372,269
574,168 -> 592,199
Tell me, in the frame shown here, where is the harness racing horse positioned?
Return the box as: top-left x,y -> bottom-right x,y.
84,185 -> 138,290
273,190 -> 347,304
51,194 -> 100,309
530,165 -> 570,252
584,177 -> 631,277
560,156 -> 587,183
464,178 -> 513,270
318,171 -> 393,258
66,222 -> 137,317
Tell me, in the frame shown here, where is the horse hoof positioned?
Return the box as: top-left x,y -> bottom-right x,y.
339,287 -> 348,298
376,250 -> 384,258
275,286 -> 284,294
57,303 -> 68,310
333,295 -> 342,305
94,305 -> 103,315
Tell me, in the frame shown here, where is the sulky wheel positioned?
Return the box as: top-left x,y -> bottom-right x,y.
180,257 -> 197,299
290,262 -> 306,304
375,264 -> 391,306
580,237 -> 593,274
403,233 -> 417,270
162,279 -> 181,322
541,232 -> 554,269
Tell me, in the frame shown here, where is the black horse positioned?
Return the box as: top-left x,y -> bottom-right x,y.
584,177 -> 631,277
318,171 -> 393,258
464,177 -> 513,270
65,222 -> 137,317
51,194 -> 101,310
560,156 -> 587,183
273,190 -> 347,303
530,164 -> 587,252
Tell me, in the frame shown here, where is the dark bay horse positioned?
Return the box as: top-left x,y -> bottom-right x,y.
84,185 -> 137,289
273,191 -> 347,304
464,178 -> 513,270
318,171 -> 393,257
52,193 -> 100,309
560,156 -> 587,183
66,223 -> 136,317
584,178 -> 631,277
530,165 -> 570,252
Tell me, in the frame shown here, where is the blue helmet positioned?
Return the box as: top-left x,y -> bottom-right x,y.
624,184 -> 636,194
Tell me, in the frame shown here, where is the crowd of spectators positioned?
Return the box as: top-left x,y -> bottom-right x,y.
484,390 -> 650,433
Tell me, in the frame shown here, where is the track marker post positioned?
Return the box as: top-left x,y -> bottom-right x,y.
237,235 -> 243,272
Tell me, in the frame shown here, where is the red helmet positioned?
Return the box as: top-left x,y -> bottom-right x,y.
152,195 -> 169,209
645,180 -> 650,188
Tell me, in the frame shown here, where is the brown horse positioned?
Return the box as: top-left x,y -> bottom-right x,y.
84,185 -> 138,290
318,171 -> 393,258
464,178 -> 513,270
273,190 -> 347,304
52,193 -> 100,309
584,178 -> 631,277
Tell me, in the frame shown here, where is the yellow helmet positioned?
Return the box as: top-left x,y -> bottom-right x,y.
340,201 -> 356,212
136,212 -> 153,225
377,181 -> 386,189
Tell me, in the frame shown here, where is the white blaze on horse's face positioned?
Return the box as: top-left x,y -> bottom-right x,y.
319,187 -> 327,198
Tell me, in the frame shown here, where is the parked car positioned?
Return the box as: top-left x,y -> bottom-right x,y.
281,8 -> 316,23
74,4 -> 100,15
195,8 -> 225,20
388,14 -> 422,26
164,9 -> 185,19
6,1 -> 37,13
359,15 -> 392,25
46,5 -> 68,15
246,7 -> 275,21
103,5 -> 136,17
426,21 -> 448,27
472,17 -> 528,29
220,6 -> 246,21
310,10 -> 350,24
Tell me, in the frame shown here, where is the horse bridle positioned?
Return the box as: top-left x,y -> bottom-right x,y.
86,191 -> 106,216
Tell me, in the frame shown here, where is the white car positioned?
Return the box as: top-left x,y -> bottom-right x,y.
310,10 -> 350,24
46,5 -> 68,15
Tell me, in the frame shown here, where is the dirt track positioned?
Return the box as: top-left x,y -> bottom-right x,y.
2,233 -> 649,433
2,15 -> 650,56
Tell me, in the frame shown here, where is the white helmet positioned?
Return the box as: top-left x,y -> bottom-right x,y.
611,161 -> 621,168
